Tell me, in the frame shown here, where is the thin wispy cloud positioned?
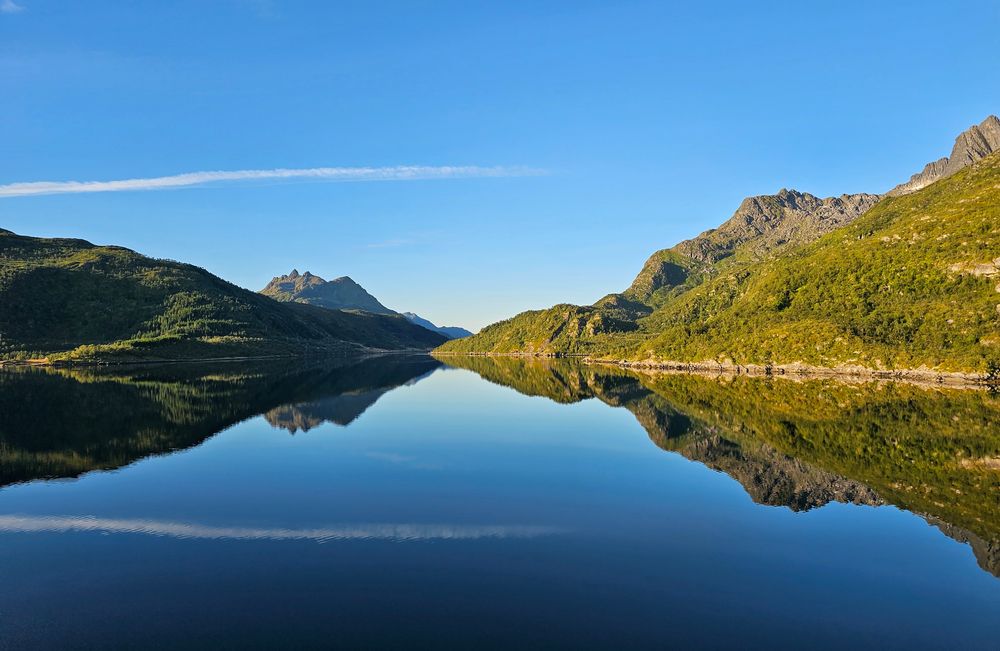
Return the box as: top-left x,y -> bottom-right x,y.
0,165 -> 542,198
0,514 -> 564,542
0,0 -> 24,13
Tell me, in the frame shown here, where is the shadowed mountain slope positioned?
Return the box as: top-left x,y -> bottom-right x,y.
402,312 -> 473,339
0,355 -> 441,486
0,232 -> 445,361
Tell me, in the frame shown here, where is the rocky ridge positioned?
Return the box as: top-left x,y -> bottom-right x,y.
888,115 -> 1000,196
261,269 -> 396,315
626,190 -> 882,301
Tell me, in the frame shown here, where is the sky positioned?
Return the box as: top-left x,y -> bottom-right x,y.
1,1 -> 999,331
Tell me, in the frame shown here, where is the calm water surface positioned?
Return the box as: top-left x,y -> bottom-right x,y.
0,355 -> 997,649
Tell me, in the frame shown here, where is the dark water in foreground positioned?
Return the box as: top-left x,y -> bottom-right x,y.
0,355 -> 998,649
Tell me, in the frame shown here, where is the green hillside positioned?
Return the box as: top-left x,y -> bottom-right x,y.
0,230 -> 446,362
439,153 -> 1000,373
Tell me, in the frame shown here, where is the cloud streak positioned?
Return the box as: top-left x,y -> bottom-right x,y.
0,514 -> 565,542
0,0 -> 23,13
0,164 -> 541,198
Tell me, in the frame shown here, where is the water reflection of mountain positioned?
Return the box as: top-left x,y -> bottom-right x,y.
2,353 -> 998,579
0,355 -> 441,487
266,390 -> 390,432
439,355 -> 1000,578
265,369 -> 435,433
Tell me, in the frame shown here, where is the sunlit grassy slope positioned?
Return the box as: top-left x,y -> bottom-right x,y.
439,153 -> 1000,372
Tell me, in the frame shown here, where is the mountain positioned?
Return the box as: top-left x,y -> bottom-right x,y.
265,389 -> 397,432
622,189 -> 881,306
265,366 -> 437,432
0,231 -> 446,362
888,115 -> 1000,196
261,270 -> 473,337
260,270 -> 396,314
438,116 -> 1000,375
402,312 -> 473,339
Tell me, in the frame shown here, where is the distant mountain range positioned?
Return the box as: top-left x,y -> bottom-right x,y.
401,312 -> 473,339
261,270 -> 472,339
439,115 -> 1000,376
0,233 -> 446,362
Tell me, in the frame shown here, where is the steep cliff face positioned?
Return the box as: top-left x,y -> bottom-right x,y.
888,115 -> 1000,196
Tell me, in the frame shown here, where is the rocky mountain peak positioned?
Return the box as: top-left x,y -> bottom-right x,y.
673,189 -> 880,265
888,114 -> 1000,196
951,114 -> 1000,163
260,270 -> 395,315
623,187 -> 881,301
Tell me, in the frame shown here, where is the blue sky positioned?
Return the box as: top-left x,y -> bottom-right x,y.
1,1 -> 998,330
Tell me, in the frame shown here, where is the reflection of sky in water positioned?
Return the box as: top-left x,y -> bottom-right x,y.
0,363 -> 998,649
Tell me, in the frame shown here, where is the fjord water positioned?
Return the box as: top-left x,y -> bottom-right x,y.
0,357 -> 998,649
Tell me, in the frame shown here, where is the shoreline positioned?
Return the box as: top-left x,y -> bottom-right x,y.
0,347 -> 438,369
430,351 -> 995,390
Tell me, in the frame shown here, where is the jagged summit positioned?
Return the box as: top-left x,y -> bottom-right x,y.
672,189 -> 881,264
624,115 -> 1000,301
624,188 -> 880,301
260,271 -> 396,315
260,271 -> 474,336
889,115 -> 1000,196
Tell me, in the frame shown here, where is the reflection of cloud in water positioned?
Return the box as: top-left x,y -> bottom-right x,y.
365,451 -> 445,470
0,515 -> 563,542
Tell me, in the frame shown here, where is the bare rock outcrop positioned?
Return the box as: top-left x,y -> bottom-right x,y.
888,115 -> 1000,196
